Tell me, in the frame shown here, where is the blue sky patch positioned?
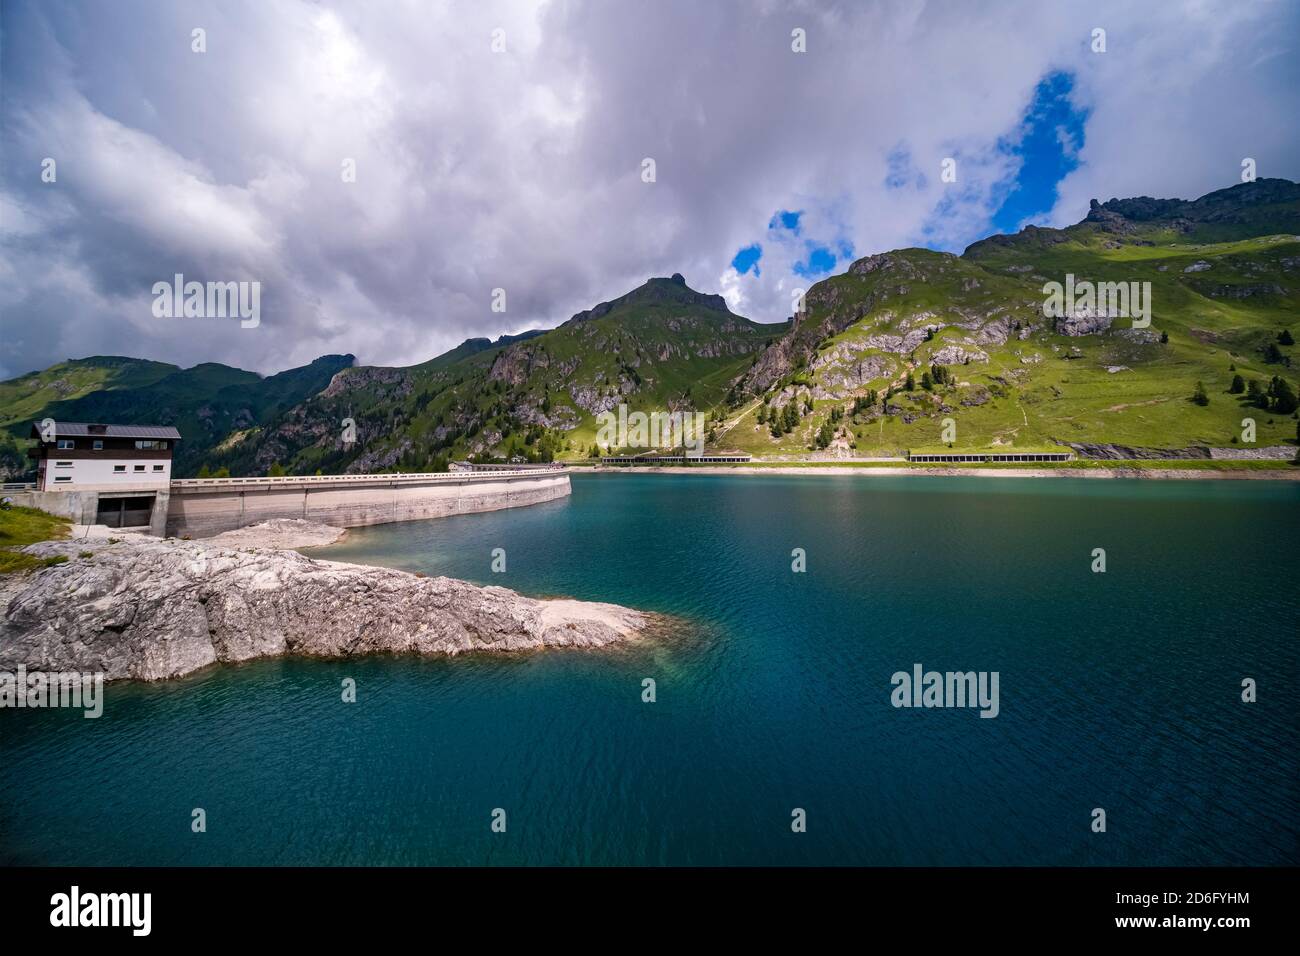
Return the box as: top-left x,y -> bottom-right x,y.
732,209 -> 850,282
793,244 -> 838,279
731,243 -> 762,275
769,209 -> 803,234
991,71 -> 1089,234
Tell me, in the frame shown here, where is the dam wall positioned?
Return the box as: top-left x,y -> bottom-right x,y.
165,470 -> 571,538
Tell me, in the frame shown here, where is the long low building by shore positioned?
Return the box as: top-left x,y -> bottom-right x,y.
907,451 -> 1072,463
600,453 -> 752,465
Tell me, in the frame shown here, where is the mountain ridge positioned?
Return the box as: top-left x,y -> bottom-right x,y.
2,179 -> 1296,476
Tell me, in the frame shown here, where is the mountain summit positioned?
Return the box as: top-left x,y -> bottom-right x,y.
568,274 -> 732,324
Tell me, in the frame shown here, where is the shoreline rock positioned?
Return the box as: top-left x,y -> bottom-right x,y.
1,534 -> 653,682
207,517 -> 349,549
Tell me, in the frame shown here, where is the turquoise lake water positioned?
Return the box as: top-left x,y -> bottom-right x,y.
2,473 -> 1297,865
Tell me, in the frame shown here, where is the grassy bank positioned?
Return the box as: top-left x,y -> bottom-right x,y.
0,505 -> 70,574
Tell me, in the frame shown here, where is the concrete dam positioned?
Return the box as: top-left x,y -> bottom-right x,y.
7,467 -> 571,538
166,468 -> 571,537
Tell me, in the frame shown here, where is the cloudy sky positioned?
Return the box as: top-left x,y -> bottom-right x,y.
2,0 -> 1297,379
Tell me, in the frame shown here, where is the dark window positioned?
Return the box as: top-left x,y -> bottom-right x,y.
57,439 -> 75,449
134,465 -> 145,472
114,465 -> 126,473
93,440 -> 104,450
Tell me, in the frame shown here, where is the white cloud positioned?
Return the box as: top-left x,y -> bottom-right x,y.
1,0 -> 1296,378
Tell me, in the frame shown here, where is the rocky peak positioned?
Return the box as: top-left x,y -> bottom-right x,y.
1090,179 -> 1300,224
566,274 -> 731,323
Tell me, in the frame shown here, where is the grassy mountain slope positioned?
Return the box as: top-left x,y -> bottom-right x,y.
0,356 -> 178,478
210,274 -> 783,475
0,354 -> 355,478
722,178 -> 1299,456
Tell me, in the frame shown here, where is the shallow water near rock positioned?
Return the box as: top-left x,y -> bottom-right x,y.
3,473 -> 1297,865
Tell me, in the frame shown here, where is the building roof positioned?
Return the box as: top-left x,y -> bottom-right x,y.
29,421 -> 182,441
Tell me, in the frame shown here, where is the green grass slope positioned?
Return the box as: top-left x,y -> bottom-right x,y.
0,354 -> 355,478
0,356 -> 177,479
723,179 -> 1300,457
206,274 -> 784,475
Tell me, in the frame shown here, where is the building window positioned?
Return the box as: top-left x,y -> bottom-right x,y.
54,476 -> 71,482
134,465 -> 145,472
135,440 -> 168,450
93,440 -> 104,450
57,439 -> 75,449
114,465 -> 126,473
56,461 -> 72,467
153,465 -> 164,472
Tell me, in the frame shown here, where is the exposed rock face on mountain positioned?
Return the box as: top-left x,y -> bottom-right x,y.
1064,442 -> 1299,461
930,344 -> 988,365
809,345 -> 894,398
321,365 -> 411,399
1055,311 -> 1114,336
1088,178 -> 1300,226
0,535 -> 653,681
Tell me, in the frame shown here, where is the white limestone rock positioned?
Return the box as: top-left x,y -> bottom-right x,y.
1,536 -> 653,681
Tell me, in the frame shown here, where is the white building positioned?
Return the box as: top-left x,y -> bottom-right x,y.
29,422 -> 180,491
27,422 -> 181,530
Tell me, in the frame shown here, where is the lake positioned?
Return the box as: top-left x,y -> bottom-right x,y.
2,473 -> 1297,865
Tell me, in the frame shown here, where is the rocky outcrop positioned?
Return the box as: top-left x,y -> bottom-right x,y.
344,437 -> 413,473
321,365 -> 406,400
1,535 -> 652,681
208,518 -> 348,549
1065,442 -> 1210,460
1065,442 -> 1297,460
808,345 -> 892,398
930,344 -> 988,365
568,384 -> 619,415
1055,310 -> 1114,336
